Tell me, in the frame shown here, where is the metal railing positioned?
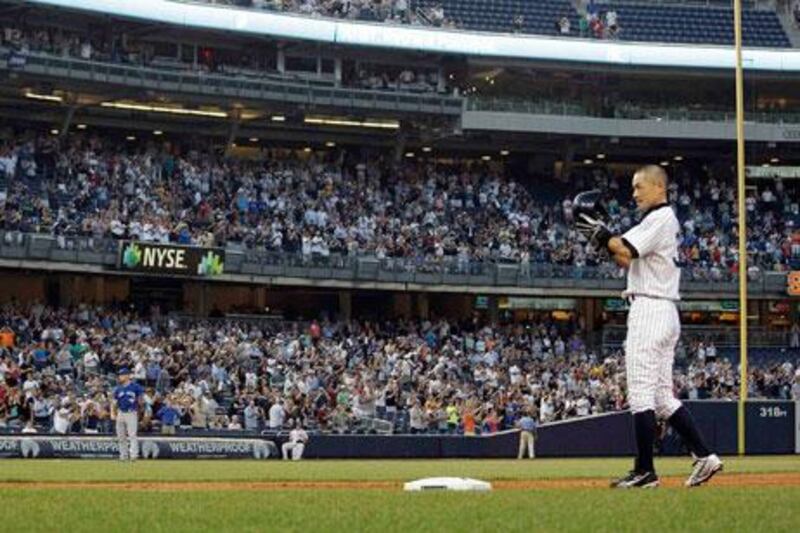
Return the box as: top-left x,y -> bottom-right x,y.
0,231 -> 791,293
1,48 -> 462,115
466,97 -> 800,124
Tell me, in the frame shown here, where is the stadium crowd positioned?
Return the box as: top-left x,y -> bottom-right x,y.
1,133 -> 799,279
196,0 -> 445,26
0,23 -> 444,93
0,303 -> 798,435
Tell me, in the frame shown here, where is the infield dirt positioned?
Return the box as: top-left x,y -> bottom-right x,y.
1,471 -> 798,491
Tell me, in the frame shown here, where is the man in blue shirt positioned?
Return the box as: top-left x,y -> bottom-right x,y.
112,368 -> 144,461
156,397 -> 181,435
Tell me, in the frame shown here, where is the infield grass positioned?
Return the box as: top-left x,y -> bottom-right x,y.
0,456 -> 798,532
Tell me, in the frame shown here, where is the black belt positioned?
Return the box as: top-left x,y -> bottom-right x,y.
625,293 -> 678,304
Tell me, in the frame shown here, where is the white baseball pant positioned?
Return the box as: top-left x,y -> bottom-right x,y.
282,442 -> 305,460
624,297 -> 683,419
116,411 -> 139,460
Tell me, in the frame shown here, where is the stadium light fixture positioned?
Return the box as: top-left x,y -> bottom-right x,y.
304,117 -> 400,129
76,124 -> 87,130
660,161 -> 669,166
126,135 -> 136,141
153,130 -> 163,136
481,155 -> 491,161
770,157 -> 779,163
271,116 -> 286,122
26,91 -> 62,102
674,155 -> 683,161
596,154 -> 605,159
762,163 -> 770,167
500,150 -> 510,156
405,152 -> 415,158
100,101 -> 228,118
50,128 -> 59,135
303,147 -> 312,153
583,159 -> 593,165
249,137 -> 259,142
422,146 -> 432,153
325,141 -> 336,148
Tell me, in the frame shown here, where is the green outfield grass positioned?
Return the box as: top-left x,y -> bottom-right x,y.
1,457 -> 798,532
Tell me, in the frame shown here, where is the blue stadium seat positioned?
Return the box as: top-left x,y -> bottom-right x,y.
413,0 -> 790,47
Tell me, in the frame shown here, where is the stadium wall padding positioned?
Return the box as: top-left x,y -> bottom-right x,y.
535,401 -> 796,458
297,431 -> 521,459
0,401 -> 795,460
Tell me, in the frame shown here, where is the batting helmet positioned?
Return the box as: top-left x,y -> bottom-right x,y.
572,189 -> 608,221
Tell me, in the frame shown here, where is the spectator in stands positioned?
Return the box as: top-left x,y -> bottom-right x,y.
605,10 -> 618,39
591,15 -> 605,39
430,3 -> 445,27
559,16 -> 571,35
268,397 -> 286,430
512,14 -> 525,33
393,0 -> 409,23
52,398 -> 74,434
578,14 -> 588,37
157,398 -> 181,435
794,1 -> 800,27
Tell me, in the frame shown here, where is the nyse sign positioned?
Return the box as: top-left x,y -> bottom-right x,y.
118,241 -> 225,277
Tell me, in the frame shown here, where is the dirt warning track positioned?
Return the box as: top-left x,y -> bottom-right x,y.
0,472 -> 798,491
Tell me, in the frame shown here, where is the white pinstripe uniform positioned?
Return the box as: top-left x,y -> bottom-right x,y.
621,204 -> 683,419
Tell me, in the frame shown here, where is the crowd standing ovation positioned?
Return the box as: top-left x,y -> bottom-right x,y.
2,134 -> 799,278
0,303 -> 797,435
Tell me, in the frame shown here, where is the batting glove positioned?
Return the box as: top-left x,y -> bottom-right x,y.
575,213 -> 613,250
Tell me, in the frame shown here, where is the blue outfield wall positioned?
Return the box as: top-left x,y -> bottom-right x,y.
0,401 -> 795,459
300,431 -> 520,459
296,400 -> 795,458
535,400 -> 797,458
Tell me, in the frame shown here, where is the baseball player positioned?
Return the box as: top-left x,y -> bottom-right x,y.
574,165 -> 722,488
281,424 -> 309,461
112,367 -> 144,461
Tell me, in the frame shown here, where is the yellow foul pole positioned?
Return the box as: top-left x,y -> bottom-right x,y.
733,0 -> 748,457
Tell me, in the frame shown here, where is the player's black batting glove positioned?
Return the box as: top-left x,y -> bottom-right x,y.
573,189 -> 612,251
575,213 -> 612,250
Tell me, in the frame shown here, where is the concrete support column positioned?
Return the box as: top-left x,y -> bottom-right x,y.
93,277 -> 106,305
416,293 -> 430,320
486,295 -> 499,323
334,57 -> 342,87
338,292 -> 352,321
277,46 -> 286,74
393,293 -> 413,319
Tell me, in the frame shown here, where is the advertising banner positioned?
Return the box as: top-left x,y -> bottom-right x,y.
118,241 -> 224,277
0,436 -> 276,459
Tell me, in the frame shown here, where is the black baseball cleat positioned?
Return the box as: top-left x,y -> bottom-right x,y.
610,470 -> 638,488
611,471 -> 660,489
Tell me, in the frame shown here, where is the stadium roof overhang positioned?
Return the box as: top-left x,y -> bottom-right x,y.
20,0 -> 800,74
